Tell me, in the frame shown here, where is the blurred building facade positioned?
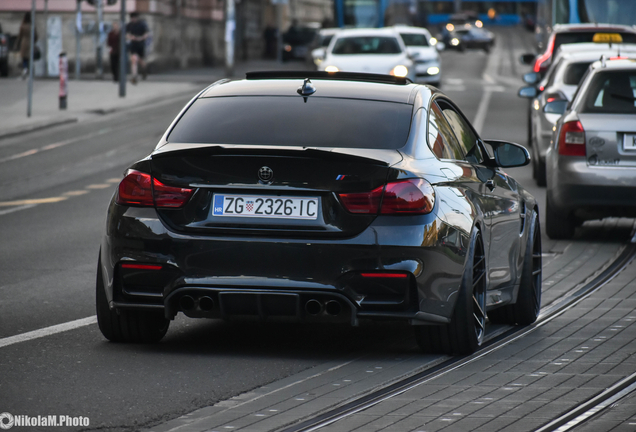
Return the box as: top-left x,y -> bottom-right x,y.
0,0 -> 333,75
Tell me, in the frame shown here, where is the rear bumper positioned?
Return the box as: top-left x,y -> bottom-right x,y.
548,157 -> 636,212
101,203 -> 467,325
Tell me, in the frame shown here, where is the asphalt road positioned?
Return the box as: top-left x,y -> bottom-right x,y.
0,26 -> 632,432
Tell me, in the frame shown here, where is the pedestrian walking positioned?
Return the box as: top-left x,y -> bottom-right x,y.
17,12 -> 38,80
126,12 -> 149,84
107,21 -> 121,82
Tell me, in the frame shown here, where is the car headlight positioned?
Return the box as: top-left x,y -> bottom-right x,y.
446,23 -> 454,31
391,65 -> 409,77
427,66 -> 440,75
475,20 -> 483,28
325,65 -> 339,72
429,37 -> 438,46
451,38 -> 460,46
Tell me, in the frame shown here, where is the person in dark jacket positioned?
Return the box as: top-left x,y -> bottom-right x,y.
107,21 -> 120,82
17,12 -> 37,79
126,12 -> 149,84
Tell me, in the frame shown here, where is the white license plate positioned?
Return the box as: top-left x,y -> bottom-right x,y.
212,194 -> 319,219
623,134 -> 636,151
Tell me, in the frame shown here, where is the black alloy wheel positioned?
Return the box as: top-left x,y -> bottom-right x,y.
489,210 -> 542,325
96,255 -> 169,343
415,228 -> 487,355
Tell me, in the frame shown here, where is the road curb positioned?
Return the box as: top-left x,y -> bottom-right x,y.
0,117 -> 79,141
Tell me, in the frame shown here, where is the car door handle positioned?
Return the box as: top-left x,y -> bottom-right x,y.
486,179 -> 495,191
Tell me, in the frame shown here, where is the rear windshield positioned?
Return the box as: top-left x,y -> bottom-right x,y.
332,36 -> 402,55
400,33 -> 429,47
582,71 -> 636,114
554,32 -> 636,53
563,61 -> 592,85
168,96 -> 413,149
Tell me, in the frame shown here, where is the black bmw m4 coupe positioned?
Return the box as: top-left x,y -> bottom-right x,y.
97,71 -> 542,355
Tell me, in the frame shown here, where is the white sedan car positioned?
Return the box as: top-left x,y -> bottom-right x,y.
319,28 -> 415,81
390,25 -> 442,86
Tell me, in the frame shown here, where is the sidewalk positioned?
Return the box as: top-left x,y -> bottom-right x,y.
0,59 -> 312,140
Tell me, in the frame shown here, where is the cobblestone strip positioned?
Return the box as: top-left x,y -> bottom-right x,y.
321,259 -> 636,432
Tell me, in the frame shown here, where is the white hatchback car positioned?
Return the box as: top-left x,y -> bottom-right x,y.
319,28 -> 415,81
389,25 -> 442,86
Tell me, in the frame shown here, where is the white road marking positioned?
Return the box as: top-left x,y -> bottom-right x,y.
0,316 -> 97,349
0,128 -> 112,164
0,204 -> 37,216
473,89 -> 493,135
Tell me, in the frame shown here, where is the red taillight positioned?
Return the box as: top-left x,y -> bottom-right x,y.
121,263 -> 163,270
533,35 -> 554,73
153,177 -> 194,208
117,170 -> 153,206
338,185 -> 383,214
339,179 -> 435,215
116,170 -> 193,208
380,179 -> 435,214
558,121 -> 586,156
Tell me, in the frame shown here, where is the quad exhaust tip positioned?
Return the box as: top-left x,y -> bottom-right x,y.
199,296 -> 215,312
305,299 -> 323,315
305,299 -> 342,316
179,295 -> 195,311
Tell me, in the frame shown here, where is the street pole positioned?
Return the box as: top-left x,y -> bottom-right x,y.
75,0 -> 81,79
96,0 -> 103,78
27,0 -> 35,118
44,0 -> 49,77
454,0 -> 461,13
225,0 -> 235,76
119,0 -> 126,97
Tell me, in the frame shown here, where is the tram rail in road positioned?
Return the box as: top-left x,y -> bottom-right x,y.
279,243 -> 636,432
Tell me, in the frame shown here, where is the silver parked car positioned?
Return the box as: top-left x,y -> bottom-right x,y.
545,56 -> 636,239
519,43 -> 636,186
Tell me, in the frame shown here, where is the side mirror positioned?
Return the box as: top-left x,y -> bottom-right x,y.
519,53 -> 535,65
543,99 -> 568,115
484,140 -> 530,168
523,72 -> 540,84
518,86 -> 538,98
436,41 -> 446,51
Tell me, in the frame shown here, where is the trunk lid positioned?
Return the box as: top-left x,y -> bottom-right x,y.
150,145 -> 403,238
580,114 -> 636,167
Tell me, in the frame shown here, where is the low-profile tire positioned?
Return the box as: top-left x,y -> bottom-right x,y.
96,257 -> 169,343
545,194 -> 575,239
415,228 -> 487,355
488,211 -> 542,325
535,159 -> 547,187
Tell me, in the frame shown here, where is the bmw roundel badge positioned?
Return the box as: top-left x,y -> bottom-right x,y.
258,166 -> 274,184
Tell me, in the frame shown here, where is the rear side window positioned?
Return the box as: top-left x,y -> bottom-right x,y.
582,71 -> 636,114
563,61 -> 592,85
332,36 -> 402,55
427,103 -> 463,160
168,96 -> 413,149
400,33 -> 429,47
437,100 -> 484,164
